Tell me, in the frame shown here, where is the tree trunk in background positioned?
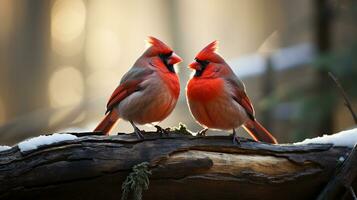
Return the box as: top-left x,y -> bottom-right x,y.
0,131 -> 354,200
261,56 -> 275,131
1,1 -> 50,141
5,1 -> 50,124
315,0 -> 334,136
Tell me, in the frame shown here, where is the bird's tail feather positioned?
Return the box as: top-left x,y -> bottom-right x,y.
243,119 -> 278,144
93,111 -> 120,135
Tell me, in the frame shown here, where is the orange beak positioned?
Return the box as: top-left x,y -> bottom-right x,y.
167,53 -> 182,65
188,61 -> 201,71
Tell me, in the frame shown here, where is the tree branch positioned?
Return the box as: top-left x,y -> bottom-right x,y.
349,186 -> 357,200
328,72 -> 357,124
0,130 -> 354,200
317,144 -> 357,200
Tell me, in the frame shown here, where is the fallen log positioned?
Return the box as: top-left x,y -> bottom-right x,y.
0,129 -> 354,200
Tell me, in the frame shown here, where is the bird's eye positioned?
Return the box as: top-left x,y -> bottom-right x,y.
195,58 -> 209,67
159,51 -> 175,73
166,51 -> 173,57
193,58 -> 210,77
160,51 -> 173,59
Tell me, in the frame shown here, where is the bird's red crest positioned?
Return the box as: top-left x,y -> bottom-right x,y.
147,36 -> 172,54
196,40 -> 218,60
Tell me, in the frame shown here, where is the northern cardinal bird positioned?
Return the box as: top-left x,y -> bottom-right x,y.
186,41 -> 277,144
94,37 -> 182,138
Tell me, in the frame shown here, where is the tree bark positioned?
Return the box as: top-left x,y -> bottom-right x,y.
0,131 -> 354,200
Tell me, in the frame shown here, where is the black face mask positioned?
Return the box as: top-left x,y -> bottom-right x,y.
194,58 -> 209,77
159,51 -> 175,73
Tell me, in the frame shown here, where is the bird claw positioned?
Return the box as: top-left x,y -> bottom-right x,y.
133,127 -> 144,140
232,135 -> 241,145
197,128 -> 208,136
232,129 -> 240,145
155,125 -> 169,137
129,121 -> 144,139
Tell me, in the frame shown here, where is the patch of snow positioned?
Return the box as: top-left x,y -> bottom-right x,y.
294,128 -> 357,147
0,145 -> 11,152
18,133 -> 78,152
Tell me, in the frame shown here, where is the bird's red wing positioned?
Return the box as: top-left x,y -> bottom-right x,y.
106,79 -> 142,113
225,77 -> 255,120
234,90 -> 255,119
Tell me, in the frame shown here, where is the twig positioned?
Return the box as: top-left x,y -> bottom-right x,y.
316,144 -> 357,200
350,186 -> 357,200
328,72 -> 357,124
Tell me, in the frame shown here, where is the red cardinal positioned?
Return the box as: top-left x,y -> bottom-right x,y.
94,37 -> 182,138
186,41 -> 277,144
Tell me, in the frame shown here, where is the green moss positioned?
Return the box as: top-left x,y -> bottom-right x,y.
121,162 -> 151,200
171,122 -> 193,135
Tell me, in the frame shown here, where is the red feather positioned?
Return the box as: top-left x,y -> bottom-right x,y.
234,90 -> 255,119
147,36 -> 172,54
106,80 -> 142,113
243,119 -> 278,144
93,111 -> 119,135
196,40 -> 218,61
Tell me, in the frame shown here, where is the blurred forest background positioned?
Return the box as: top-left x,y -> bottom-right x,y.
0,0 -> 356,145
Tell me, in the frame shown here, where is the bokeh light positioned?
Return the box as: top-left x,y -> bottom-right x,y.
49,66 -> 84,108
86,29 -> 121,70
86,70 -> 118,96
51,0 -> 86,56
51,0 -> 86,43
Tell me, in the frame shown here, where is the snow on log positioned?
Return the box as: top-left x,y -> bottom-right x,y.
0,146 -> 11,152
17,133 -> 78,152
294,127 -> 357,147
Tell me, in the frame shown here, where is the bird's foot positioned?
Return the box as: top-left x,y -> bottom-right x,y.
232,129 -> 240,145
129,121 -> 144,139
232,135 -> 241,145
197,128 -> 208,136
133,127 -> 144,140
155,125 -> 170,137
